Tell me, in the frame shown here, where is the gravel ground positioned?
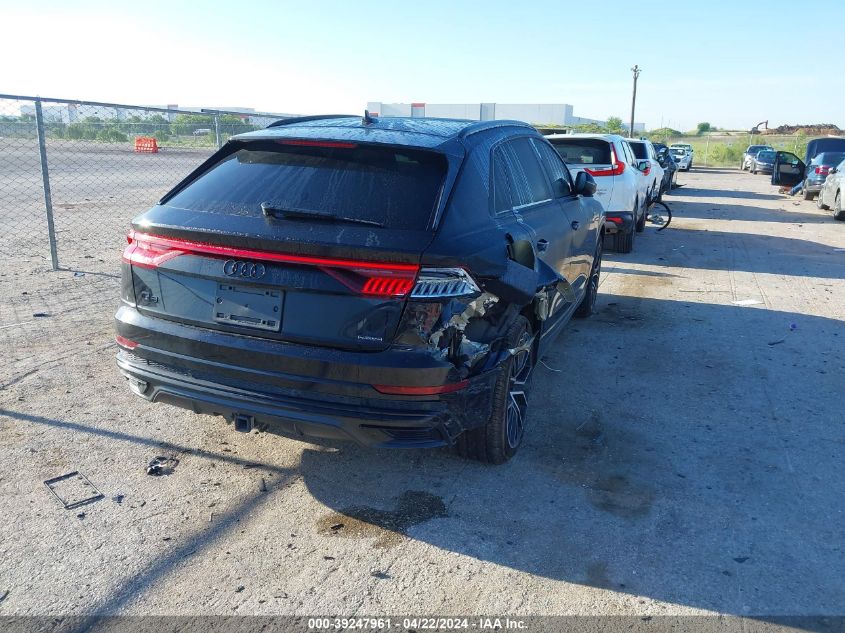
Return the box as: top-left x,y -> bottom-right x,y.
0,168 -> 843,624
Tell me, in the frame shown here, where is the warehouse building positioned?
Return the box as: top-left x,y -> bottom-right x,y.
366,101 -> 645,131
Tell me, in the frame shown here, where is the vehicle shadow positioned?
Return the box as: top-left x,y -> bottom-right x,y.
670,200 -> 831,225
296,296 -> 845,622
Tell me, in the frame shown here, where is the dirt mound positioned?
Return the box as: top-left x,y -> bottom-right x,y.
760,124 -> 842,136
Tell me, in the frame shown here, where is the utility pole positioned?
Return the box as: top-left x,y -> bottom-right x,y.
629,64 -> 641,138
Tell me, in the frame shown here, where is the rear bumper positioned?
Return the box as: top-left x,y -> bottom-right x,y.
804,178 -> 825,192
754,165 -> 773,173
603,211 -> 634,235
115,306 -> 499,448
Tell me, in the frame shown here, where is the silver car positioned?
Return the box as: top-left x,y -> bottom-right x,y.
670,147 -> 692,171
816,157 -> 845,220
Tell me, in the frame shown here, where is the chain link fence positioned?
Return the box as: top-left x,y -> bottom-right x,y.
0,94 -> 290,380
0,94 -> 287,273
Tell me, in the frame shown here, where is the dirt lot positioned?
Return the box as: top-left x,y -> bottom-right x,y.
0,168 -> 843,624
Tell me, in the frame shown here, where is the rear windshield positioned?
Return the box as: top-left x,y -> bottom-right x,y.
748,145 -> 771,153
757,151 -> 776,161
815,152 -> 845,165
164,140 -> 447,231
628,143 -> 647,159
670,148 -> 686,156
548,139 -> 611,165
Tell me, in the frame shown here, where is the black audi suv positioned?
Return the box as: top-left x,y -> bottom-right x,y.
115,114 -> 604,463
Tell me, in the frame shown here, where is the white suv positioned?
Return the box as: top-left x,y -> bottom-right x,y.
547,133 -> 647,253
670,143 -> 694,170
627,139 -> 665,203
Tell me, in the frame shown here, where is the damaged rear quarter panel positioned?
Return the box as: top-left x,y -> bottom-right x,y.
409,126 -> 579,378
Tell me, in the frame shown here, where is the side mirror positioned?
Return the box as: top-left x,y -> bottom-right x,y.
573,171 -> 596,197
637,160 -> 650,172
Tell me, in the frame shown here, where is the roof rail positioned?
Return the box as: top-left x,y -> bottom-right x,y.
267,114 -> 355,128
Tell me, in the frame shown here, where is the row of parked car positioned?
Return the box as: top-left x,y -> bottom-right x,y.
744,137 -> 845,220
544,134 -> 690,253
114,113 -> 691,465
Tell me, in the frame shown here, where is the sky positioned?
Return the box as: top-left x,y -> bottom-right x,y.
2,0 -> 843,132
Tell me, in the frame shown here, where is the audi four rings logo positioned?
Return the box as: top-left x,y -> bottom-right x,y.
223,260 -> 266,279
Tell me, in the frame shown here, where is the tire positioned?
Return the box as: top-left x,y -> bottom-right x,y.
635,198 -> 646,233
817,192 -> 828,210
752,168 -> 757,175
575,239 -> 602,319
614,224 -> 635,253
803,181 -> 813,200
834,192 -> 845,221
455,316 -> 535,464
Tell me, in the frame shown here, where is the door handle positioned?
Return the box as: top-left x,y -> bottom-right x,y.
536,239 -> 549,252
571,221 -> 580,230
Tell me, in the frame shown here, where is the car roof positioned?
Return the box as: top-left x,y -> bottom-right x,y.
232,115 -> 537,149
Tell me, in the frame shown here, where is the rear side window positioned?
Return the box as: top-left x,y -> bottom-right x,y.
164,140 -> 447,231
492,138 -> 552,210
629,143 -> 647,160
493,151 -> 515,213
621,141 -> 636,164
549,139 -> 611,165
532,139 -> 572,197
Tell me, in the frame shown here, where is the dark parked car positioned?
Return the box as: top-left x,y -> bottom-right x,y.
652,142 -> 677,194
741,144 -> 774,171
801,152 -> 845,200
773,137 -> 845,198
751,150 -> 776,174
115,115 -> 605,464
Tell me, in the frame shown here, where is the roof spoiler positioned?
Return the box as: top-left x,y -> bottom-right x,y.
267,114 -> 355,128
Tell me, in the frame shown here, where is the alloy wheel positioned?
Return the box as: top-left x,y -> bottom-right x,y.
505,330 -> 532,449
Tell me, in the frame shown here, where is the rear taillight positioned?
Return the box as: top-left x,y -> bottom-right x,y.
606,217 -> 623,225
123,231 -> 185,269
372,380 -> 469,395
815,166 -> 830,175
585,144 -> 625,177
123,230 -> 420,299
641,165 -> 651,176
411,268 -> 480,299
